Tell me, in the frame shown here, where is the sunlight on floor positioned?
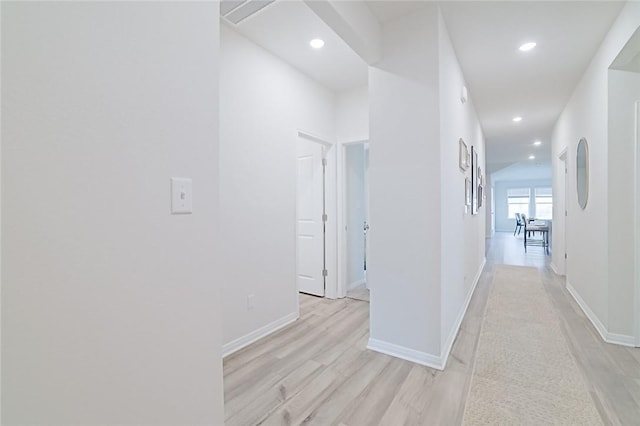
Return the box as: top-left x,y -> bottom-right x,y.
487,231 -> 549,269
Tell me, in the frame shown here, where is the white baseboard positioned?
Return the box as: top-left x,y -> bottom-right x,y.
440,257 -> 487,369
550,262 -> 562,276
348,278 -> 367,290
566,281 -> 636,348
607,332 -> 637,347
222,312 -> 298,358
367,338 -> 445,370
368,257 -> 488,371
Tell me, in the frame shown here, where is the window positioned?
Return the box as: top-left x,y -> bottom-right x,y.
507,188 -> 530,219
535,187 -> 553,220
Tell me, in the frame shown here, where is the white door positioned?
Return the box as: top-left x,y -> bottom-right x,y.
296,139 -> 325,296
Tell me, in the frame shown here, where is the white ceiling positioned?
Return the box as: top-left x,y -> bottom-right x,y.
491,161 -> 552,183
437,1 -> 624,167
366,0 -> 429,24
227,0 -> 368,92
222,1 -> 626,167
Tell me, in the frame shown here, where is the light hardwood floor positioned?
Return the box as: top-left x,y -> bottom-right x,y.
223,232 -> 640,425
346,284 -> 370,302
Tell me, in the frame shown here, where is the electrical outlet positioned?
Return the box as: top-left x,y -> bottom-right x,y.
247,294 -> 255,310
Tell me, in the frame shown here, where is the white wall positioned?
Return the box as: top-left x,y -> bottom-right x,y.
219,24 -> 336,351
369,6 -> 442,357
368,5 -> 486,367
552,2 -> 640,345
336,85 -> 369,143
494,179 -> 553,232
438,10 -> 487,354
2,3 -> 223,423
608,69 -> 640,336
336,86 -> 369,296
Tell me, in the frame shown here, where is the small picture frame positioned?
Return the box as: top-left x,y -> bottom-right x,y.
471,146 -> 479,215
459,138 -> 469,171
465,177 -> 471,206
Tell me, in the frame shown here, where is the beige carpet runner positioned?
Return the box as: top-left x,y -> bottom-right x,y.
462,265 -> 602,425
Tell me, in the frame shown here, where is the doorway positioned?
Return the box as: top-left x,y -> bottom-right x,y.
343,142 -> 370,302
296,136 -> 327,297
636,101 -> 640,346
556,149 -> 567,276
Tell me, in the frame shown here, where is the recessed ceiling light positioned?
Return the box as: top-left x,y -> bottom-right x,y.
310,38 -> 325,49
529,155 -> 536,160
512,116 -> 523,122
519,42 -> 537,52
533,140 -> 542,146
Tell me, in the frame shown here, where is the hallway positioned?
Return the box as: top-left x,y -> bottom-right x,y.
223,233 -> 640,425
486,232 -> 640,424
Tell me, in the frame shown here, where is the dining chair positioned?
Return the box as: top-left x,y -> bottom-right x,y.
513,213 -> 524,235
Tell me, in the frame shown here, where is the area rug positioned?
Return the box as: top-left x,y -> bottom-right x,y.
462,265 -> 602,425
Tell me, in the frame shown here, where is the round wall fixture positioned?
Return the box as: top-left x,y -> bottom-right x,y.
461,86 -> 468,104
577,138 -> 589,209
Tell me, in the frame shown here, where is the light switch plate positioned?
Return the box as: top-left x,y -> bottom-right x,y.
171,178 -> 192,214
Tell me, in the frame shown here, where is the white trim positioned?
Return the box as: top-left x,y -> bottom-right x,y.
566,281 -> 607,340
341,139 -> 369,146
222,312 -> 298,358
348,278 -> 366,290
549,262 -> 564,276
336,142 -> 346,298
566,281 -> 636,348
440,258 -> 486,369
297,130 -> 333,147
635,101 -> 640,347
367,338 -> 445,370
337,139 -> 370,299
556,150 -> 567,276
558,147 -> 568,160
325,143 -> 338,299
609,332 -> 637,347
368,258 -> 487,371
295,129 -> 339,299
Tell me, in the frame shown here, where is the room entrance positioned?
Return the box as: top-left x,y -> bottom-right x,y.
343,142 -> 370,302
296,136 -> 328,297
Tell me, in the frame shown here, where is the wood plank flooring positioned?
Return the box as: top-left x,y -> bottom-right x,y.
223,232 -> 640,425
346,284 -> 370,302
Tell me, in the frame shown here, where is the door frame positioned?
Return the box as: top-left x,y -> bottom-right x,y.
296,130 -> 338,299
337,139 -> 369,298
634,101 -> 640,346
556,148 -> 568,276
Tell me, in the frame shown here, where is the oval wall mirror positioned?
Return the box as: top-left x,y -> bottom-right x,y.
576,138 -> 589,209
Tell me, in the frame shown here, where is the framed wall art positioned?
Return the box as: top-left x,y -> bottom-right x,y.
465,177 -> 471,207
459,138 -> 469,171
471,146 -> 478,215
